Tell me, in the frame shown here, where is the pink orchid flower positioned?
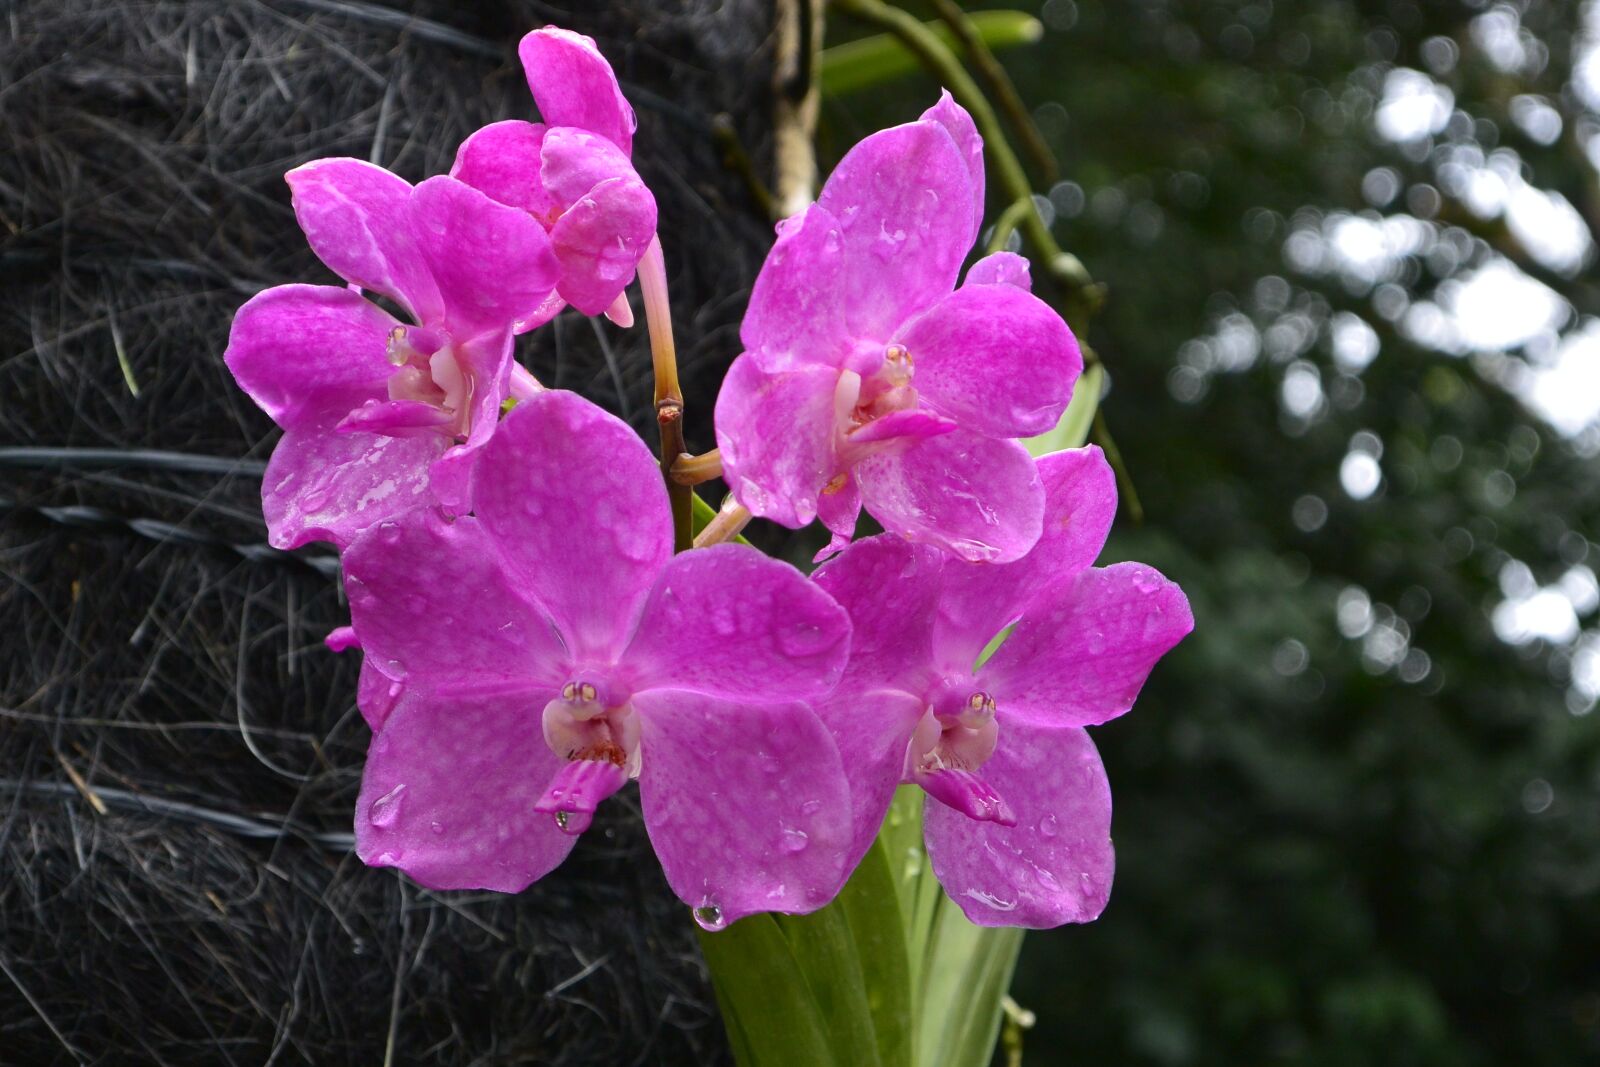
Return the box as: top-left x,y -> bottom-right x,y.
714,93 -> 1083,563
451,27 -> 657,326
225,160 -> 559,550
811,447 -> 1193,928
341,390 -> 857,927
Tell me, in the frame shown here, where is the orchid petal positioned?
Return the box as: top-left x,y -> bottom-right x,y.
356,655 -> 405,731
919,90 -> 985,250
740,204 -> 854,364
810,687 -> 927,891
917,767 -> 1016,825
899,282 -> 1080,438
714,350 -> 840,528
547,175 -> 656,315
356,688 -> 574,892
924,721 -> 1114,928
933,447 -> 1118,671
817,120 -> 973,340
474,391 -> 671,661
285,158 -> 443,323
625,544 -> 851,703
260,425 -> 442,550
635,692 -> 854,923
449,120 -> 554,217
225,284 -> 396,431
965,251 -> 1032,290
408,176 -> 559,338
539,126 -> 640,211
813,534 -> 944,693
343,510 -> 569,692
844,408 -> 958,446
519,27 -> 636,155
337,399 -> 452,436
983,563 -> 1193,727
425,327 -> 515,512
814,475 -> 862,561
854,431 -> 1043,563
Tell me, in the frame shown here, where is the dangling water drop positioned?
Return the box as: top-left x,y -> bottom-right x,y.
554,811 -> 570,831
368,784 -> 406,828
693,904 -> 725,931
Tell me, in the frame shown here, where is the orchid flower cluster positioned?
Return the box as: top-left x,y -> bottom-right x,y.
225,27 -> 1192,932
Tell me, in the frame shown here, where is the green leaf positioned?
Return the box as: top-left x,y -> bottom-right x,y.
698,916 -> 835,1067
1024,361 -> 1104,458
700,837 -> 913,1067
825,837 -> 914,1067
821,11 -> 1043,96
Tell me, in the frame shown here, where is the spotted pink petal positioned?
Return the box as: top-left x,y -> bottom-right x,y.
813,534 -> 944,694
355,688 -> 574,892
714,350 -> 840,528
624,544 -> 851,703
634,691 -> 854,923
965,251 -> 1032,290
408,176 -> 559,338
285,158 -> 443,323
519,27 -> 636,155
224,284 -> 397,431
547,175 -> 657,315
816,118 -> 974,341
932,447 -> 1117,672
854,430 -> 1043,563
342,511 -> 568,692
473,390 -> 671,661
923,720 -> 1114,928
739,204 -> 854,365
899,282 -> 1080,439
260,425 -> 442,550
919,90 -> 986,251
982,563 -> 1193,728
449,120 -> 554,217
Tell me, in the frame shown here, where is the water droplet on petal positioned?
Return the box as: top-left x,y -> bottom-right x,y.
824,229 -> 841,254
430,820 -> 444,835
780,828 -> 809,853
1038,814 -> 1059,838
778,622 -> 835,657
302,489 -> 330,512
1132,568 -> 1161,593
1035,867 -> 1061,891
368,784 -> 406,828
801,799 -> 822,816
963,888 -> 1018,912
693,904 -> 725,931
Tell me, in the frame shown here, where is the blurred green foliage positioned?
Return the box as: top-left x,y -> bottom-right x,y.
822,1 -> 1600,1063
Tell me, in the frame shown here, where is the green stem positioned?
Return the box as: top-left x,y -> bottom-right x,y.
985,196 -> 1034,255
925,0 -> 1058,184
